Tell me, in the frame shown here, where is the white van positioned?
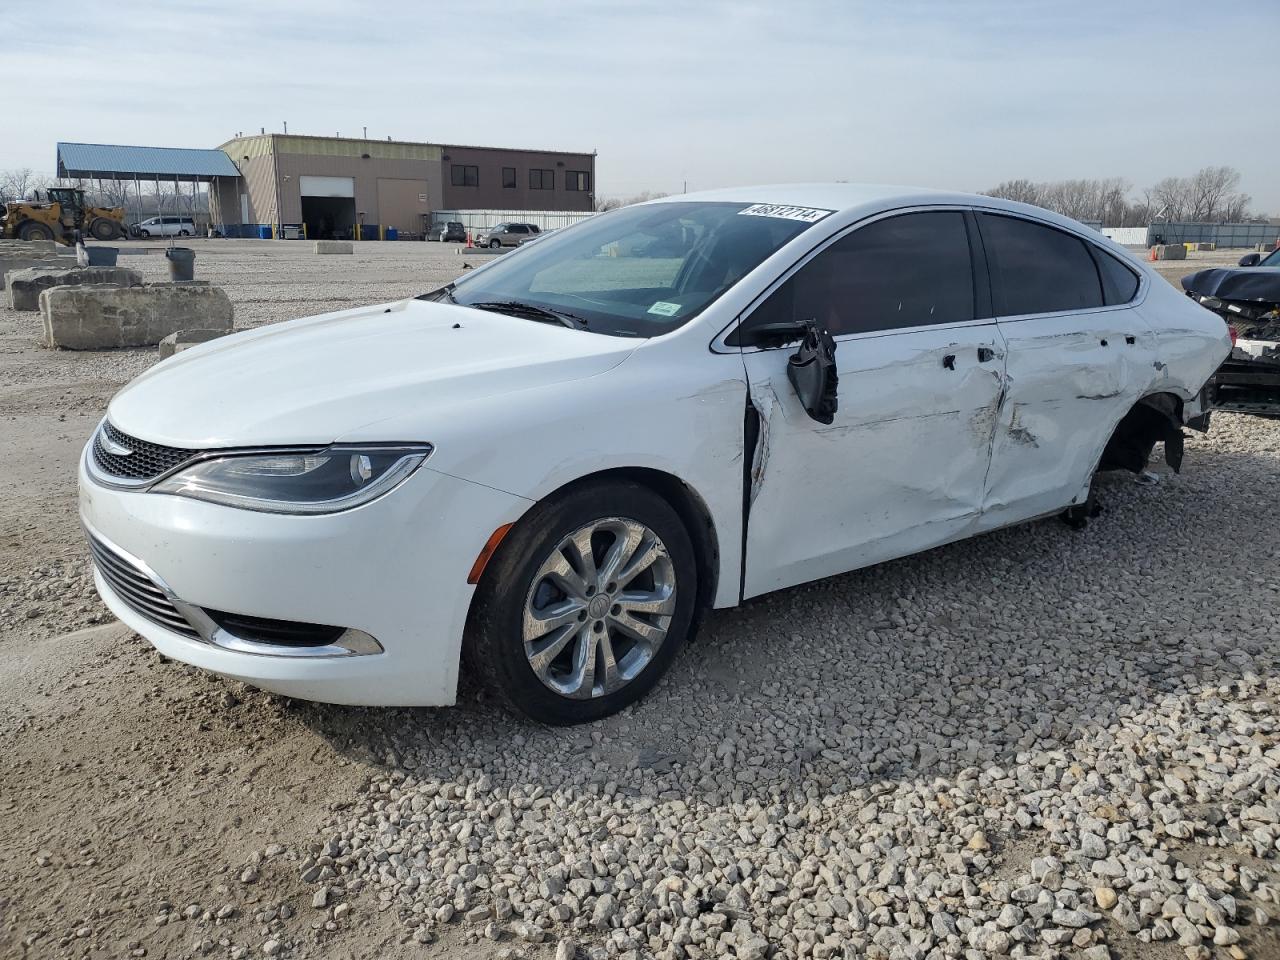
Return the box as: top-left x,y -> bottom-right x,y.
135,216 -> 196,238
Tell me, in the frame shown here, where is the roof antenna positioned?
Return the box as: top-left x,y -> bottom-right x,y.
363,126 -> 367,139
283,121 -> 288,134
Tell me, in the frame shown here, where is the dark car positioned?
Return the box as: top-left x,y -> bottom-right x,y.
1183,246 -> 1280,418
437,221 -> 466,243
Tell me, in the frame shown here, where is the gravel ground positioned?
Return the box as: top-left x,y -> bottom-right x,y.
1,242 -> 1278,960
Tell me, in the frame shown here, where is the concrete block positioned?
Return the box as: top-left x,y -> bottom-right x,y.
1193,242 -> 1216,252
6,265 -> 142,311
0,239 -> 59,255
0,254 -> 72,289
1154,244 -> 1186,261
158,327 -> 231,358
315,240 -> 353,255
41,283 -> 233,350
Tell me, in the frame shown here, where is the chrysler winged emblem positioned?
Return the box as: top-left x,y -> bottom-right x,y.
100,431 -> 132,456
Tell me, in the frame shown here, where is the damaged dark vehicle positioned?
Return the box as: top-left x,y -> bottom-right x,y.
1183,246 -> 1280,418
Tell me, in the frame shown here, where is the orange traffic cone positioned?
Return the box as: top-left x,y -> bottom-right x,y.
465,232 -> 473,249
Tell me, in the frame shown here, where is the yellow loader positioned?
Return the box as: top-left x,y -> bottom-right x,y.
0,187 -> 126,244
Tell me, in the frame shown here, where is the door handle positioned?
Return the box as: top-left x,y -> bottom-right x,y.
942,354 -> 956,370
977,347 -> 997,363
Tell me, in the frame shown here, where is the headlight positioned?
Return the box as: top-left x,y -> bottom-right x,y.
151,444 -> 432,514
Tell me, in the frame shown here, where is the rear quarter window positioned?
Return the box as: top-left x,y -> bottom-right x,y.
1091,247 -> 1140,305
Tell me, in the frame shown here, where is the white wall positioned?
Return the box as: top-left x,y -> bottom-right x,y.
1101,227 -> 1148,246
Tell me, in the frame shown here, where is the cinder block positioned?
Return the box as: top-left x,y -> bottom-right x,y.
1154,244 -> 1186,261
158,327 -> 231,358
41,283 -> 233,350
315,240 -> 353,255
0,254 -> 73,289
5,265 -> 142,311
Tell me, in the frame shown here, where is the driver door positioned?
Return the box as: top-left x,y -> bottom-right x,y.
735,210 -> 1006,598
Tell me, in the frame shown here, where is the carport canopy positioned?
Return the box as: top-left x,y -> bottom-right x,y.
56,142 -> 241,181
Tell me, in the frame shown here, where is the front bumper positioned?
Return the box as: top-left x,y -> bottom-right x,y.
78,444 -> 532,705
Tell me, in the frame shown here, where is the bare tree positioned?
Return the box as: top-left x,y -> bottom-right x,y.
982,179 -> 1044,206
0,167 -> 52,204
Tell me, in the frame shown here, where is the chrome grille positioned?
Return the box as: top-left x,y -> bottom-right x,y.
87,534 -> 199,638
92,421 -> 197,482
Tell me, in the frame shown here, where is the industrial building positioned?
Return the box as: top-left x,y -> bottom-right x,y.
55,134 -> 597,240
207,133 -> 597,239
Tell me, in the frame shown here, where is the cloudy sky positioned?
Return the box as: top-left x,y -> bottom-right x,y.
5,0 -> 1278,211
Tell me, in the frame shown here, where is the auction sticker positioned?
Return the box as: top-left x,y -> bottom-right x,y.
647,301 -> 682,317
738,203 -> 833,223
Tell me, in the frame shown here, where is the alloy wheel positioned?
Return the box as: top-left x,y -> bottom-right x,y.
522,517 -> 676,699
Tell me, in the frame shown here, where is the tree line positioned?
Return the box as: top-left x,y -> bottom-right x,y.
982,166 -> 1261,226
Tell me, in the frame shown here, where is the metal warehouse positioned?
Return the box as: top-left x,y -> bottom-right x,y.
208,133 -> 597,240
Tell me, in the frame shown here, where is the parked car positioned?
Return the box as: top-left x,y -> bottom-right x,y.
437,221 -> 466,243
518,228 -> 556,246
134,216 -> 196,238
1183,245 -> 1280,417
80,185 -> 1229,723
476,222 -> 540,248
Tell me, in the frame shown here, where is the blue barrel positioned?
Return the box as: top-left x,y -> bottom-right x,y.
385,227 -> 398,241
257,224 -> 273,240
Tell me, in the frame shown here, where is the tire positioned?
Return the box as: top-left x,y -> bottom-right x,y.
465,480 -> 698,724
489,238 -> 501,248
89,218 -> 114,241
179,229 -> 190,237
18,221 -> 54,242
139,229 -> 151,239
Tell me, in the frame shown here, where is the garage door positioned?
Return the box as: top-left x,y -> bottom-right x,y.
377,178 -> 430,233
299,175 -> 355,198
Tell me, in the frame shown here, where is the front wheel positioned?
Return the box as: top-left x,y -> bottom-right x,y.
18,221 -> 55,242
179,229 -> 190,237
466,481 -> 698,724
488,238 -> 500,248
139,229 -> 151,238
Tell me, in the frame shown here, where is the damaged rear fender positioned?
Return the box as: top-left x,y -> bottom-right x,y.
1097,392 -> 1186,475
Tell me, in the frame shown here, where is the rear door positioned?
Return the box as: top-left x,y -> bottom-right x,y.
974,212 -> 1155,527
736,209 -> 1006,597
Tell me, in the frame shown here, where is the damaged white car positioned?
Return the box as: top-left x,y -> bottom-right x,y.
80,185 -> 1230,723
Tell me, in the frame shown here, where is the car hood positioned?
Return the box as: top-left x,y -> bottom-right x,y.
107,299 -> 639,448
1182,267 -> 1280,304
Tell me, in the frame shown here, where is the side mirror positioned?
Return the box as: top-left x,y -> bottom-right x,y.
786,320 -> 839,424
1238,253 -> 1261,267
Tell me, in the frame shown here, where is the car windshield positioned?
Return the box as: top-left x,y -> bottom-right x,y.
435,201 -> 825,337
1261,248 -> 1280,267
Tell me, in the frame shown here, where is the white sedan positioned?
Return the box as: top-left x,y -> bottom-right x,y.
80,185 -> 1229,724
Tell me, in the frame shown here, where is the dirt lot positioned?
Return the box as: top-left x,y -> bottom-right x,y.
2,241 -> 1278,960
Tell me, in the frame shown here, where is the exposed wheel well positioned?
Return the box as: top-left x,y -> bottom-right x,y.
1098,391 -> 1186,474
534,468 -> 720,614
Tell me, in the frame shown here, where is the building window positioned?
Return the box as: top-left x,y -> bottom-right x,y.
529,168 -> 554,190
451,164 -> 479,187
566,170 -> 591,192
502,167 -> 517,189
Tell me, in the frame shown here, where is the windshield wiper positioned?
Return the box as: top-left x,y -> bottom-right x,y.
416,283 -> 456,303
466,300 -> 588,329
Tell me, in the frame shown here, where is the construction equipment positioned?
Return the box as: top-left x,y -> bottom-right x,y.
1,187 -> 126,244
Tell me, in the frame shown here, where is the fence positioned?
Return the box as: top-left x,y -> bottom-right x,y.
429,209 -> 596,237
1145,222 -> 1280,249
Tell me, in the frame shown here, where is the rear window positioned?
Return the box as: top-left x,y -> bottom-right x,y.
979,214 -> 1104,316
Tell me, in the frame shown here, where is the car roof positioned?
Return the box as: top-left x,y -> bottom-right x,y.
648,182 -> 1102,239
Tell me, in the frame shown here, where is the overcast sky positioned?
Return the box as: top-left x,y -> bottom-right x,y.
5,0 -> 1278,211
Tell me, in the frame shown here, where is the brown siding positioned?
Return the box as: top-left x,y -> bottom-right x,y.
376,178 -> 432,233
271,154 -> 442,225
439,145 -> 595,211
